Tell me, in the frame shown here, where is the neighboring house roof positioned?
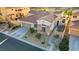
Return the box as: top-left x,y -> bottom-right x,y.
5,7 -> 25,9
70,20 -> 79,29
69,20 -> 79,36
19,11 -> 49,23
29,11 -> 49,16
39,14 -> 57,23
73,11 -> 79,16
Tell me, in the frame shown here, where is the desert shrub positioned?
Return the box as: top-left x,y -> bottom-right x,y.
30,28 -> 36,33
54,34 -> 59,39
35,33 -> 41,39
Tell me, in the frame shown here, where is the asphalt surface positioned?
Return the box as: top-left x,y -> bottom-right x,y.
0,33 -> 44,51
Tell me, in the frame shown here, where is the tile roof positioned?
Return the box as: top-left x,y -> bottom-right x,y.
29,11 -> 49,16
19,11 -> 49,23
39,14 -> 57,23
5,7 -> 25,9
69,20 -> 79,37
70,20 -> 79,29
73,11 -> 79,16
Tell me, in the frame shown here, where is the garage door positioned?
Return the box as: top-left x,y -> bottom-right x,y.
22,23 -> 32,28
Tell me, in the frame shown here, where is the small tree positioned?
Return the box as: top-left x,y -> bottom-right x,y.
30,28 -> 35,33
35,33 -> 41,39
59,37 -> 69,51
54,34 -> 59,39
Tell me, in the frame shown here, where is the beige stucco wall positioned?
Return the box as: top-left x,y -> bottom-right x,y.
37,20 -> 55,35
37,20 -> 51,26
37,24 -> 51,35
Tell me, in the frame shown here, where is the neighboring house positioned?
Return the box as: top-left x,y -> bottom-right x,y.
37,14 -> 58,35
70,10 -> 79,21
0,7 -> 30,21
69,20 -> 79,51
18,11 -> 59,35
69,11 -> 79,51
6,7 -> 30,20
69,11 -> 79,37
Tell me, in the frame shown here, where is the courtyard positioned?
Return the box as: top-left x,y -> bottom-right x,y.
22,29 -> 50,50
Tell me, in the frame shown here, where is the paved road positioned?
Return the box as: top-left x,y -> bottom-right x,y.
69,36 -> 79,51
0,33 -> 44,51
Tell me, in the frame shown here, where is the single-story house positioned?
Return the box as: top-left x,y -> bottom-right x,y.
18,11 -> 49,27
69,11 -> 79,37
69,11 -> 79,51
18,11 -> 59,35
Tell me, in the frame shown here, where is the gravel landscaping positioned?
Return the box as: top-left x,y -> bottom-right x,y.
22,31 -> 50,49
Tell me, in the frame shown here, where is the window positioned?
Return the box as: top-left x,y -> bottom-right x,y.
73,16 -> 77,18
42,24 -> 46,27
42,27 -> 46,32
34,24 -> 37,28
41,24 -> 46,32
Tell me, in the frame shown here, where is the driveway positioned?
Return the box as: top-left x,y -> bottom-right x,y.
10,27 -> 29,39
0,23 -> 8,32
69,36 -> 79,51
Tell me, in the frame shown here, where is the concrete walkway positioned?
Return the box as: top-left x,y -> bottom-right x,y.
48,25 -> 62,51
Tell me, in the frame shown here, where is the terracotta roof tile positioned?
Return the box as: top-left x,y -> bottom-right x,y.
19,11 -> 49,23
39,14 -> 57,23
70,20 -> 79,29
73,11 -> 79,16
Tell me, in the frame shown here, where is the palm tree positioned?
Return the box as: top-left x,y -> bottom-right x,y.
62,8 -> 72,39
63,9 -> 72,17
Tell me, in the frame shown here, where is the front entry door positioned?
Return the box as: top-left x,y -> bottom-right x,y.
42,27 -> 46,32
